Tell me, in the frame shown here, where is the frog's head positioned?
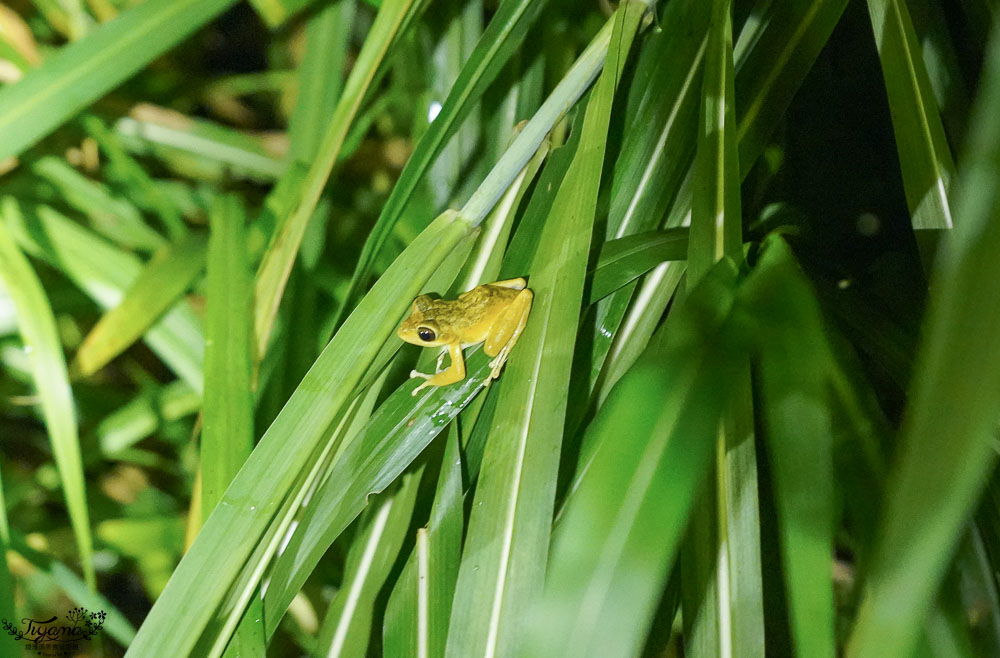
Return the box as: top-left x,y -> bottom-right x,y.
397,295 -> 448,347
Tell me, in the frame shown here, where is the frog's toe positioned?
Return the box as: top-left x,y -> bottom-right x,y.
410,369 -> 431,380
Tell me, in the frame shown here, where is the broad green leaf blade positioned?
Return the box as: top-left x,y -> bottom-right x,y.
587,228 -> 689,304
287,0 -> 356,165
1,200 -> 205,393
315,472 -> 421,657
444,5 -> 645,656
383,426 -> 464,658
201,196 -> 254,516
254,0 -> 422,358
31,155 -> 167,252
525,261 -> 743,658
73,231 -> 207,378
338,0 -> 554,320
742,238 -> 837,658
0,0 -> 239,161
848,22 -> 1000,658
125,210 -> 474,658
683,3 -> 764,656
0,220 -> 94,589
735,0 -> 851,173
866,0 -> 956,229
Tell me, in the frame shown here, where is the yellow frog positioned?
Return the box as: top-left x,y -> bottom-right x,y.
397,278 -> 533,395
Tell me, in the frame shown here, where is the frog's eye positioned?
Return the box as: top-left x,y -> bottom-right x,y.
417,327 -> 436,342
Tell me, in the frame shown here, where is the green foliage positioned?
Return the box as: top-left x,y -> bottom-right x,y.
1,0 -> 999,655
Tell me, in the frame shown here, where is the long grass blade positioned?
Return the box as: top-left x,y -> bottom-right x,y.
73,231 -> 207,378
526,261 -> 744,658
848,21 -> 1000,657
444,5 -> 646,656
253,0 -> 423,358
124,209 -> 474,657
0,220 -> 94,589
0,0 -> 239,161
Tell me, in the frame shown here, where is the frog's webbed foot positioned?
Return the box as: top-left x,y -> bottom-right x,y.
409,369 -> 435,396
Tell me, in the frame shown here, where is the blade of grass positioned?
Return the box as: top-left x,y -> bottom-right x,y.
31,155 -> 168,253
444,5 -> 646,656
742,237 -> 837,658
73,231 -> 207,378
287,0 -> 356,166
114,108 -> 286,183
0,0 -> 240,161
682,2 -> 764,656
315,472 -> 421,657
866,0 -> 956,230
97,380 -> 200,456
335,0 -> 554,324
82,114 -> 188,241
201,196 -> 254,517
0,220 -> 94,589
254,0 -> 423,359
525,261 -> 744,658
124,209 -> 475,657
1,199 -> 205,393
848,21 -> 1000,657
383,425 -> 464,658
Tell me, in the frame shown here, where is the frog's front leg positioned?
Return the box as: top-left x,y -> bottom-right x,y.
410,342 -> 466,395
483,288 -> 533,384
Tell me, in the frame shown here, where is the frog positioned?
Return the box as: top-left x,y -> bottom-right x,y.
397,278 -> 533,395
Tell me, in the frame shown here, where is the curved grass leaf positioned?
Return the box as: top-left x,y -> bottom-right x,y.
741,238 -> 837,658
73,231 -> 207,378
124,210 -> 474,657
866,0 -> 956,230
0,0 -> 239,161
587,228 -> 689,304
0,220 -> 94,589
848,22 -> 1000,657
525,261 -> 743,658
444,5 -> 646,655
253,0 -> 424,358
337,0 -> 554,322
1,200 -> 204,393
383,425 -> 464,657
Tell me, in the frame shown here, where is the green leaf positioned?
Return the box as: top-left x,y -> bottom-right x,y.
1,199 -> 205,393
0,0 -> 240,161
587,228 -> 689,304
201,196 -> 254,516
254,0 -> 424,358
337,0 -> 554,321
124,209 -> 474,657
741,237 -> 837,658
383,426 -> 465,658
525,261 -> 744,658
315,471 -> 422,657
865,0 -> 956,230
0,220 -> 94,589
848,21 -> 1000,657
73,231 -> 207,379
444,4 -> 646,655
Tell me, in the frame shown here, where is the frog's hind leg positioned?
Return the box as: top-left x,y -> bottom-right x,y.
483,288 -> 532,383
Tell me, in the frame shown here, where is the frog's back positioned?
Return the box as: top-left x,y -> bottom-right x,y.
449,283 -> 520,337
